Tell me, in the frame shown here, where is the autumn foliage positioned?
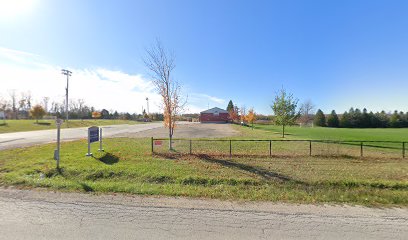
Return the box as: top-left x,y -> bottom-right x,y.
246,108 -> 256,129
29,105 -> 46,123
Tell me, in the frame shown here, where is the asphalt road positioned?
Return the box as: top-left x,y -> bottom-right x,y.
0,188 -> 407,240
0,122 -> 165,150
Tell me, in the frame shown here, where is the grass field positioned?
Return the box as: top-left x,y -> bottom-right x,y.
0,119 -> 143,133
240,124 -> 408,142
1,135 -> 407,206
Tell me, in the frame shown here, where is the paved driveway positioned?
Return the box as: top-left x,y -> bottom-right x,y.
114,122 -> 239,138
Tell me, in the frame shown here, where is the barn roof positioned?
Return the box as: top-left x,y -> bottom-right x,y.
200,107 -> 229,114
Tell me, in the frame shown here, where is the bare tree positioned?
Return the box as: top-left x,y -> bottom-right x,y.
0,95 -> 9,111
240,105 -> 247,125
42,97 -> 50,113
26,91 -> 32,110
8,90 -> 17,119
299,99 -> 315,126
144,40 -> 186,150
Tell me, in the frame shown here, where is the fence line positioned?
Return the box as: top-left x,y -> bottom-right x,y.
151,137 -> 407,158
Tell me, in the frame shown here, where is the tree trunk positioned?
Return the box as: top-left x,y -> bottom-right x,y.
169,131 -> 172,150
282,125 -> 285,138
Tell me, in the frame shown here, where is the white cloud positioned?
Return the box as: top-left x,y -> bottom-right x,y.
185,93 -> 226,113
0,47 -> 225,114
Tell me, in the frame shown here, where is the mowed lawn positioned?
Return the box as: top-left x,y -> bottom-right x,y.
250,124 -> 408,142
0,136 -> 407,206
0,119 -> 143,133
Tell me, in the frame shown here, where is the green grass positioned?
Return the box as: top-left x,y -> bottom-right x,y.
249,124 -> 408,142
0,119 -> 143,133
0,137 -> 407,206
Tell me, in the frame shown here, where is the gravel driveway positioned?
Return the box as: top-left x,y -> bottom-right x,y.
113,122 -> 239,138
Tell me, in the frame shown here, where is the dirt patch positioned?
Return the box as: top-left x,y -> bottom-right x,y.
113,123 -> 239,138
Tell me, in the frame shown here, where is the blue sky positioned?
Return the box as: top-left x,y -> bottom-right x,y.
1,0 -> 408,114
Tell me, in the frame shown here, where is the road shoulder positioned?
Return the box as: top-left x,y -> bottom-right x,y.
1,187 -> 406,218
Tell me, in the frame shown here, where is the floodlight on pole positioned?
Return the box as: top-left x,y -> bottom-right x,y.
61,69 -> 72,126
146,97 -> 149,115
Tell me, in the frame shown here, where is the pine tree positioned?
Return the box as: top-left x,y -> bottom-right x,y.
340,111 -> 351,128
327,110 -> 339,127
226,100 -> 234,112
313,109 -> 326,127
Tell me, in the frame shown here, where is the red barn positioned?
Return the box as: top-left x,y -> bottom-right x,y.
199,107 -> 230,123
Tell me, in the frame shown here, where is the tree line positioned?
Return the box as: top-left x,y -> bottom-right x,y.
227,88 -> 408,138
0,91 -> 163,121
314,108 -> 408,128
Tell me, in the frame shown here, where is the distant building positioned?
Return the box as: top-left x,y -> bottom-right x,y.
199,107 -> 229,123
101,109 -> 110,119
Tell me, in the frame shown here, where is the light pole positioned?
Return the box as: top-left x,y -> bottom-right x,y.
146,97 -> 149,115
61,69 -> 72,126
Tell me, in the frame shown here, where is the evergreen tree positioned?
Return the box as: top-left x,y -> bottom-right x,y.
340,111 -> 351,128
313,109 -> 326,127
369,111 -> 380,128
226,100 -> 234,112
351,108 -> 362,127
361,108 -> 371,128
377,111 -> 389,128
327,110 -> 339,127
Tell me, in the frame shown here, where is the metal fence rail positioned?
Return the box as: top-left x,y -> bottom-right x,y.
151,137 -> 407,158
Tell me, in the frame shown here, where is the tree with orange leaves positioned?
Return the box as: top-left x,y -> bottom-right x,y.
229,105 -> 239,123
246,108 -> 256,129
144,40 -> 186,150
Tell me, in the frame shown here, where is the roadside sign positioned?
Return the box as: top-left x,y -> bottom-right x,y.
55,118 -> 63,126
154,140 -> 163,146
87,126 -> 102,156
89,126 -> 99,143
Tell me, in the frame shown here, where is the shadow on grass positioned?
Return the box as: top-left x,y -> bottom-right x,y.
80,182 -> 94,192
196,154 -> 304,184
95,153 -> 119,165
35,122 -> 51,126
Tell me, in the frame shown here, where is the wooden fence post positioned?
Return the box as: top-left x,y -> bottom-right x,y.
189,140 -> 192,155
151,137 -> 154,154
360,142 -> 363,157
269,140 -> 272,157
229,140 -> 232,157
309,140 -> 312,156
403,142 -> 405,158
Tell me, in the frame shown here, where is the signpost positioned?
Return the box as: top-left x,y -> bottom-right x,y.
86,126 -> 103,156
54,119 -> 63,168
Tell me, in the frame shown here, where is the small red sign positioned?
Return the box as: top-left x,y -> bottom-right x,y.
154,140 -> 163,146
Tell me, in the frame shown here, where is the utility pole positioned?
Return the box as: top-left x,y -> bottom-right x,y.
146,97 -> 150,115
61,69 -> 72,126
